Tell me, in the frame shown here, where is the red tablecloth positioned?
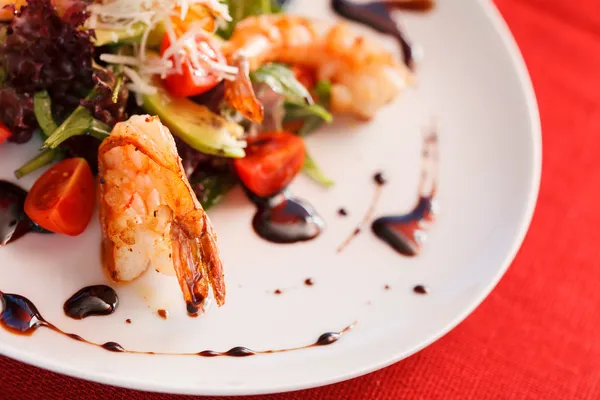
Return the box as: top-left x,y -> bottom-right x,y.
2,0 -> 599,398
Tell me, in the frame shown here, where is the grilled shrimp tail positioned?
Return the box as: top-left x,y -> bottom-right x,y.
98,115 -> 226,313
171,210 -> 225,314
224,57 -> 264,123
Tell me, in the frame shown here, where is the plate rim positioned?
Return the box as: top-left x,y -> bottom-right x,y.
0,0 -> 542,395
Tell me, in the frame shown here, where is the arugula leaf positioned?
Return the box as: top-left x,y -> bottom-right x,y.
191,172 -> 237,210
33,91 -> 58,137
15,91 -> 63,179
42,105 -> 110,150
284,80 -> 333,135
251,63 -> 313,105
14,150 -> 63,179
252,63 -> 333,130
303,153 -> 334,188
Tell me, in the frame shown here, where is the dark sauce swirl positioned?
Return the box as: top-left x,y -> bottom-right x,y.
0,291 -> 355,357
371,130 -> 438,256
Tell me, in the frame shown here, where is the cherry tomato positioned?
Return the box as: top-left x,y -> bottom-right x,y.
234,133 -> 306,198
0,121 -> 11,144
24,158 -> 95,236
160,31 -> 225,97
292,65 -> 317,92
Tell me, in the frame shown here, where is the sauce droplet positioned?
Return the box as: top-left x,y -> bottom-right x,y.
102,342 -> 125,352
304,278 -> 314,286
157,309 -> 168,319
225,347 -> 256,357
0,292 -> 46,335
384,284 -> 391,290
338,208 -> 348,217
274,289 -> 282,295
125,319 -> 132,324
198,350 -> 220,357
63,285 -> 118,319
315,332 -> 341,346
413,285 -> 428,295
248,190 -> 325,244
373,172 -> 387,186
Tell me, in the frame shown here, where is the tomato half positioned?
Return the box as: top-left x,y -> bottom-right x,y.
160,31 -> 225,97
0,121 -> 11,144
292,65 -> 317,92
234,133 -> 306,198
24,158 -> 95,236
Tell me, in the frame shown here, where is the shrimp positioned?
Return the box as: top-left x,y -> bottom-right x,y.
98,115 -> 225,314
222,14 -> 412,122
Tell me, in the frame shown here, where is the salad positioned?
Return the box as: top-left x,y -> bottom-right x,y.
0,0 -> 410,312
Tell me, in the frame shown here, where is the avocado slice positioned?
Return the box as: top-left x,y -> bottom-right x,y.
143,86 -> 246,158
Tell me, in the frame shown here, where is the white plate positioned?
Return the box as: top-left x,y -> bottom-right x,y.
0,0 -> 540,396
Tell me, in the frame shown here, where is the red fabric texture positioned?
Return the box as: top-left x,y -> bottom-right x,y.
2,0 -> 600,398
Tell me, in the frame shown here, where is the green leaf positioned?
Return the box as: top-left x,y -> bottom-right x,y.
42,104 -> 110,150
314,80 -> 332,105
303,152 -> 334,188
284,79 -> 333,135
191,173 -> 237,210
285,103 -> 333,123
251,63 -> 313,105
33,91 -> 58,137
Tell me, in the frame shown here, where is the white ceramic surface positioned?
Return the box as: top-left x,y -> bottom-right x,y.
0,0 -> 541,395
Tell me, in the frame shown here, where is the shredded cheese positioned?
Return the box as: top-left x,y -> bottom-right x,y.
87,0 -> 237,96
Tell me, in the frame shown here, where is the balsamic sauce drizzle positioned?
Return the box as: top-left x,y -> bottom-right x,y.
247,189 -> 325,244
0,180 -> 52,247
337,173 -> 386,253
63,285 -> 119,320
413,285 -> 429,295
0,291 -> 354,357
371,130 -> 438,256
331,0 -> 434,69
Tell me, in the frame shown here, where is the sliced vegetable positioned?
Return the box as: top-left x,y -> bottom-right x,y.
234,132 -> 305,197
303,152 -> 334,188
143,84 -> 246,158
160,31 -> 226,98
33,91 -> 58,137
93,22 -> 149,47
0,120 -> 11,144
24,158 -> 95,236
14,150 -> 63,179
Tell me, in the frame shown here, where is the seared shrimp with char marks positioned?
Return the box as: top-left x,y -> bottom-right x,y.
222,14 -> 411,122
98,115 -> 225,314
